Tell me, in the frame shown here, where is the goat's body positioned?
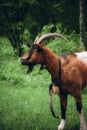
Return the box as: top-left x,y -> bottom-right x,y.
42,49 -> 87,91
21,33 -> 87,130
42,50 -> 87,130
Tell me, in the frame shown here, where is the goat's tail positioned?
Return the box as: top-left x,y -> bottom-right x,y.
49,84 -> 59,119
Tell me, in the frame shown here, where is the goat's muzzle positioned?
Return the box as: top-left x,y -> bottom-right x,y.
20,58 -> 34,73
21,58 -> 26,65
20,58 -> 30,66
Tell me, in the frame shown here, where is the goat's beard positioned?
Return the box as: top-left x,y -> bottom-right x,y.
21,62 -> 45,74
27,64 -> 34,74
21,61 -> 34,74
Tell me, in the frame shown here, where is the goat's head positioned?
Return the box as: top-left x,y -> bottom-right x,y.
20,33 -> 67,72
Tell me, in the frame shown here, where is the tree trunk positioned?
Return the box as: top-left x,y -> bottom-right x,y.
9,34 -> 23,56
79,0 -> 87,50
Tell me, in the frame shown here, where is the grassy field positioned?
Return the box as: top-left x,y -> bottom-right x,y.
0,37 -> 87,130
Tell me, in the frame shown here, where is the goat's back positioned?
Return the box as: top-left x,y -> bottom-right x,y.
61,53 -> 87,90
75,51 -> 87,65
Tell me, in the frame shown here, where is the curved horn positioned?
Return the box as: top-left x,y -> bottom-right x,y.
34,36 -> 39,44
35,33 -> 68,45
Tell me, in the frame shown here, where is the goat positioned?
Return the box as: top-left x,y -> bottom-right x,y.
21,33 -> 87,130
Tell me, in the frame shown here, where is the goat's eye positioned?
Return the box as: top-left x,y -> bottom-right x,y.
34,45 -> 38,51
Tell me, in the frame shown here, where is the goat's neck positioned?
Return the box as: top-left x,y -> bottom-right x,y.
43,48 -> 59,78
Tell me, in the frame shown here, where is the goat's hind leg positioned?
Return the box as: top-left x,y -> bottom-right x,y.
79,110 -> 87,130
58,94 -> 67,130
76,95 -> 87,130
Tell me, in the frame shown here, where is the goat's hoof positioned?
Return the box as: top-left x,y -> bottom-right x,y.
58,125 -> 64,130
80,123 -> 87,130
58,119 -> 65,130
58,128 -> 64,130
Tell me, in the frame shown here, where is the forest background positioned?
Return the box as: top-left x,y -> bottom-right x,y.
0,0 -> 87,55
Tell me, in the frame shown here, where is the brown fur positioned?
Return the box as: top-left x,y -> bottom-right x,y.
21,43 -> 87,130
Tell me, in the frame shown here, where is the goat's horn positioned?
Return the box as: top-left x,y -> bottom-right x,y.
34,36 -> 39,44
35,33 -> 68,45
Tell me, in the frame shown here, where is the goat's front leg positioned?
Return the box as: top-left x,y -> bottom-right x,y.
75,94 -> 87,130
58,94 -> 67,130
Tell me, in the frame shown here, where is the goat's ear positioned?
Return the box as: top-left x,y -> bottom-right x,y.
36,44 -> 44,52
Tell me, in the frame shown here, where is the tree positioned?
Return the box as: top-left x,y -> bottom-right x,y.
79,0 -> 87,50
0,1 -> 24,56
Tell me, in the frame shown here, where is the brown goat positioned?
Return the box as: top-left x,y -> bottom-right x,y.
21,33 -> 87,130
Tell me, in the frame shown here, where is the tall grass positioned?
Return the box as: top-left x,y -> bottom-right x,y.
0,37 -> 87,130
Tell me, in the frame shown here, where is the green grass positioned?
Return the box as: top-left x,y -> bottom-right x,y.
0,37 -> 87,130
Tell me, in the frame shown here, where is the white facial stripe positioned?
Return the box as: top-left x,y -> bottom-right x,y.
75,52 -> 87,65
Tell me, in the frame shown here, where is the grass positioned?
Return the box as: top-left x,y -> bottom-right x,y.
0,37 -> 87,130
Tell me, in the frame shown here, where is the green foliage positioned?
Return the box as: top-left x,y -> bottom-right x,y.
56,23 -> 64,33
0,0 -> 87,55
22,28 -> 32,45
0,37 -> 14,57
38,22 -> 67,37
0,37 -> 87,130
39,23 -> 55,36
